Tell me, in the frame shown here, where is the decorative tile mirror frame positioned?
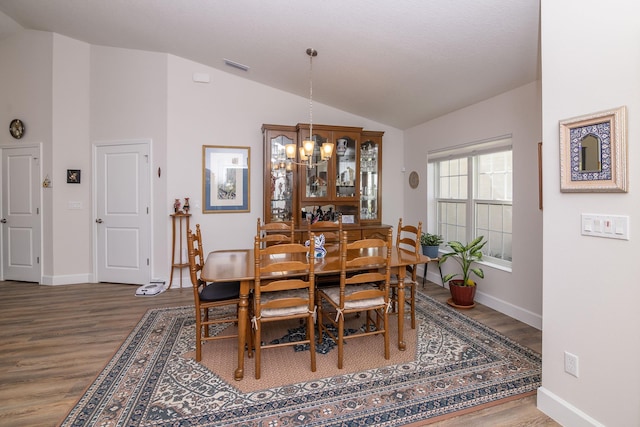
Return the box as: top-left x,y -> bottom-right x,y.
559,106 -> 627,192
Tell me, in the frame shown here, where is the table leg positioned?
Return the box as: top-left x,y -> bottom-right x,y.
234,280 -> 250,381
396,266 -> 406,351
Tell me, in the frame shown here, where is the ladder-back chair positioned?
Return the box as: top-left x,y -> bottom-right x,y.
252,234 -> 316,379
317,228 -> 393,369
187,224 -> 244,362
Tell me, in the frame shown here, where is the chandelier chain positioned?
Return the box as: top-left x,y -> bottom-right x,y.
308,50 -> 313,139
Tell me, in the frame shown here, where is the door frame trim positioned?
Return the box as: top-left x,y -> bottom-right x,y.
91,139 -> 153,283
0,142 -> 43,283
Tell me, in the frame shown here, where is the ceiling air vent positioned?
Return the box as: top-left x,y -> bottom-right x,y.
223,59 -> 249,72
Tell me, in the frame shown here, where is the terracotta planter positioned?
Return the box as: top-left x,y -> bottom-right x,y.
448,279 -> 476,307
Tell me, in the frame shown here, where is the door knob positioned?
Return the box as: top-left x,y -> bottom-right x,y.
95,218 -> 103,223
0,218 -> 6,223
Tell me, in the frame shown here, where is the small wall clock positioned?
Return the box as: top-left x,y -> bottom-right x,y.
9,119 -> 25,139
409,171 -> 420,189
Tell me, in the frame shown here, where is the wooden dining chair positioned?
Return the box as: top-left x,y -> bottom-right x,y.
390,218 -> 422,329
317,228 -> 393,369
256,218 -> 295,247
308,215 -> 343,289
307,215 -> 343,245
252,234 -> 316,379
187,224 -> 244,362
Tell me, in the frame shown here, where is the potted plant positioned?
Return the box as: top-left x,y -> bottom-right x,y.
420,232 -> 443,258
438,235 -> 487,308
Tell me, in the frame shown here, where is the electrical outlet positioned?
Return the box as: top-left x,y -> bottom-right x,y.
564,351 -> 579,377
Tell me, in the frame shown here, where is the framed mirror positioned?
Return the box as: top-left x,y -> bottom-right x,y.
559,106 -> 627,192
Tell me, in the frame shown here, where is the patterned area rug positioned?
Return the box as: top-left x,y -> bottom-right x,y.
61,293 -> 541,426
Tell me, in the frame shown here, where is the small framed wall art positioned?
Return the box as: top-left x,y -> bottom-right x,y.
202,145 -> 250,213
67,169 -> 81,184
559,106 -> 627,192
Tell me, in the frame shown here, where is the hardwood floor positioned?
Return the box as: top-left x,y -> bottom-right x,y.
0,280 -> 558,426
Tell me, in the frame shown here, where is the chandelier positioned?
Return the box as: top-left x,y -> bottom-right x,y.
285,48 -> 334,168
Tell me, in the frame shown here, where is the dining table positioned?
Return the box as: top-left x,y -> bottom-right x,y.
201,244 -> 434,381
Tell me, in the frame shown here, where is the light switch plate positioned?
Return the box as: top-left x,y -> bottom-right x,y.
581,214 -> 629,240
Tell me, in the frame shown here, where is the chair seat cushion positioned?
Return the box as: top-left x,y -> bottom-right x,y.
200,281 -> 241,302
259,289 -> 310,318
322,284 -> 385,310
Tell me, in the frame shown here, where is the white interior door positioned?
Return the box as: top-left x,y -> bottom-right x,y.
1,146 -> 41,283
95,142 -> 150,285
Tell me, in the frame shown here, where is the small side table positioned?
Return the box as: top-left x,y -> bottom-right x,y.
170,213 -> 191,288
423,257 -> 443,287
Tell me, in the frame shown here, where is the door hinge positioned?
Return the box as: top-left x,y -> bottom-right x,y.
37,256 -> 40,264
147,207 -> 149,214
37,207 -> 39,215
147,258 -> 150,266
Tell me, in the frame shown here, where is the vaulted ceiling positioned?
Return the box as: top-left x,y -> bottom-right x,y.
0,0 -> 540,129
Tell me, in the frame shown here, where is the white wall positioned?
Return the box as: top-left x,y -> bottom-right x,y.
404,81 -> 543,328
90,45 -> 169,281
166,55 -> 404,282
0,29 -> 53,278
1,32 -> 404,286
538,1 -> 640,425
50,33 -> 91,283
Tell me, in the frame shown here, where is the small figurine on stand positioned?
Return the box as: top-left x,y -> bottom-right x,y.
174,198 -> 181,213
183,197 -> 190,213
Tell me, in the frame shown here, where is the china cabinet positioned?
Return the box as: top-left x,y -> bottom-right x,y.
263,124 -> 388,241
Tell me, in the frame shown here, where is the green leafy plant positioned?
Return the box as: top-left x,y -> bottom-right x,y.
420,232 -> 443,246
439,236 -> 487,287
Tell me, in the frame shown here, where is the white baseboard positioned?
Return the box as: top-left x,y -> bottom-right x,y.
474,290 -> 542,330
419,265 -> 542,330
40,273 -> 92,286
537,387 -> 605,427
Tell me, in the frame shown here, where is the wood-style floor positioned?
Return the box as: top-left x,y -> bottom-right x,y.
0,280 -> 558,426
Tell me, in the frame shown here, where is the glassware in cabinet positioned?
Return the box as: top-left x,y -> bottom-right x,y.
262,125 -> 297,223
360,132 -> 383,222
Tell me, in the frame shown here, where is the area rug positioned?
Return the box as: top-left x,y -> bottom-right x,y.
60,293 -> 541,426
184,312 -> 419,393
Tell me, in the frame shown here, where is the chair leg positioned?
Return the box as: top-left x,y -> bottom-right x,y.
203,308 -> 210,337
337,314 -> 345,369
307,315 -> 317,372
317,300 -> 324,344
383,310 -> 390,360
246,316 -> 254,359
254,323 -> 262,380
410,283 -> 416,329
195,312 -> 203,362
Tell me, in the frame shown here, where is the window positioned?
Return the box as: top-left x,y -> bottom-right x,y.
429,137 -> 512,266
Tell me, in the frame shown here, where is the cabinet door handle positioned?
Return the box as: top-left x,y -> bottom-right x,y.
0,218 -> 6,224
95,218 -> 103,224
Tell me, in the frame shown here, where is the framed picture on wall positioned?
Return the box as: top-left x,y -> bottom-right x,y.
202,145 -> 250,213
559,106 -> 627,192
67,169 -> 81,184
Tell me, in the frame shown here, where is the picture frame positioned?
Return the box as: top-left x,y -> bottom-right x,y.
202,145 -> 250,213
559,106 -> 627,192
67,169 -> 81,184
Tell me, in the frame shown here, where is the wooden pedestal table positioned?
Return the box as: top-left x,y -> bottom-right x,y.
170,213 -> 191,288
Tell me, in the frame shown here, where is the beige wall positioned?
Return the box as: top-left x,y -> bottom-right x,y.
403,81 -> 543,328
538,0 -> 640,425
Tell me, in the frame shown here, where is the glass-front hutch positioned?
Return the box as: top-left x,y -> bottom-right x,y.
359,131 -> 383,224
262,125 -> 297,222
262,123 -> 387,240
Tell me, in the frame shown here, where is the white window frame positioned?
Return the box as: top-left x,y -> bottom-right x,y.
428,136 -> 512,268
